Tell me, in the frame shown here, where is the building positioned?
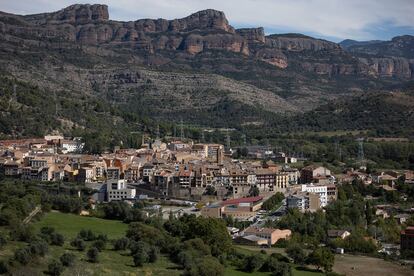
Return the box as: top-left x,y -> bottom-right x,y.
301,184 -> 328,207
286,192 -> 321,212
328,230 -> 351,240
106,179 -> 136,202
201,196 -> 264,220
242,226 -> 291,246
301,165 -> 331,184
401,226 -> 414,252
255,169 -> 275,192
234,235 -> 268,246
106,167 -> 121,180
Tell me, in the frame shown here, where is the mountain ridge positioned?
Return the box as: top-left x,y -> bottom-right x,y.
0,4 -> 414,139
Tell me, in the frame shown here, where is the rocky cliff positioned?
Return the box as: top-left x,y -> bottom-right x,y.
2,4 -> 413,79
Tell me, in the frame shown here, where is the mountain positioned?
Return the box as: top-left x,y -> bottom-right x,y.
0,4 -> 414,141
339,39 -> 383,50
342,35 -> 414,58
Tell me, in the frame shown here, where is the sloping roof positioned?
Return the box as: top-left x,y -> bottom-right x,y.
221,196 -> 263,206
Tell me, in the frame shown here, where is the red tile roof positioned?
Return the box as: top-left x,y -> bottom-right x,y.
221,196 -> 263,206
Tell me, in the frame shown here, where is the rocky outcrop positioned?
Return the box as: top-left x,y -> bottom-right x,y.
359,57 -> 412,78
236,27 -> 265,43
255,48 -> 287,68
182,33 -> 248,55
265,34 -> 340,51
24,4 -> 109,25
169,9 -> 234,33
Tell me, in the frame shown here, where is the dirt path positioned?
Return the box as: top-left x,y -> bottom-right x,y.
22,206 -> 41,224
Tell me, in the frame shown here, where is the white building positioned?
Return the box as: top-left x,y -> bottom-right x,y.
301,184 -> 328,207
106,179 -> 136,202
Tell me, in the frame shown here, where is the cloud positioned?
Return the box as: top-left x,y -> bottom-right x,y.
1,0 -> 413,41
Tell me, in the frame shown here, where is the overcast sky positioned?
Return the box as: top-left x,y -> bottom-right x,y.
1,0 -> 414,42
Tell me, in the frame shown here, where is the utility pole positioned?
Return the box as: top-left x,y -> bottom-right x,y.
357,138 -> 365,166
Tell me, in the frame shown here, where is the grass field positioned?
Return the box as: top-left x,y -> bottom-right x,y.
2,212 -> 182,275
33,212 -> 128,239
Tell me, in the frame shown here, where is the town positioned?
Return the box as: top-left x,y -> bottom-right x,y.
1,133 -> 414,266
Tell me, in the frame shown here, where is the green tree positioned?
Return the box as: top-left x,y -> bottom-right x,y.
307,247 -> 334,272
286,244 -> 306,265
243,253 -> 266,272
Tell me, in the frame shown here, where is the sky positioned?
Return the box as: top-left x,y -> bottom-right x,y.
1,0 -> 414,42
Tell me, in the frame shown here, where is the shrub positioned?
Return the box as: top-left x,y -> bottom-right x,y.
50,233 -> 65,246
60,253 -> 76,267
87,247 -> 99,263
29,240 -> 49,257
70,238 -> 86,251
0,260 -> 9,274
78,229 -> 96,241
48,259 -> 64,276
0,234 -> 7,249
133,251 -> 148,267
92,239 -> 106,251
148,246 -> 159,263
14,248 -> 32,265
114,237 -> 130,250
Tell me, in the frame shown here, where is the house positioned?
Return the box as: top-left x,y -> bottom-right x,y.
395,214 -> 410,225
242,226 -> 291,246
300,165 -> 331,184
328,229 -> 351,240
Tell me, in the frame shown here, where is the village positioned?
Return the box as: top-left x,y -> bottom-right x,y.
1,134 -> 414,258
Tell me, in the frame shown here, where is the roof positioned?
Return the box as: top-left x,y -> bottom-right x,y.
221,196 -> 263,206
328,229 -> 349,237
239,235 -> 267,242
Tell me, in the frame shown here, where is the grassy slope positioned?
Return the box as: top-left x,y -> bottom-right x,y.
1,212 -> 181,275
33,212 -> 128,239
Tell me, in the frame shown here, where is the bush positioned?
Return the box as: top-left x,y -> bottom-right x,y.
10,224 -> 35,242
40,226 -> 55,236
60,253 -> 76,267
92,239 -> 106,251
78,229 -> 96,241
148,246 -> 159,263
87,247 -> 99,263
0,260 -> 9,274
133,249 -> 149,267
70,238 -> 86,251
0,234 -> 7,249
48,259 -> 64,276
29,240 -> 49,257
114,237 -> 130,250
50,233 -> 65,246
14,247 -> 31,265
